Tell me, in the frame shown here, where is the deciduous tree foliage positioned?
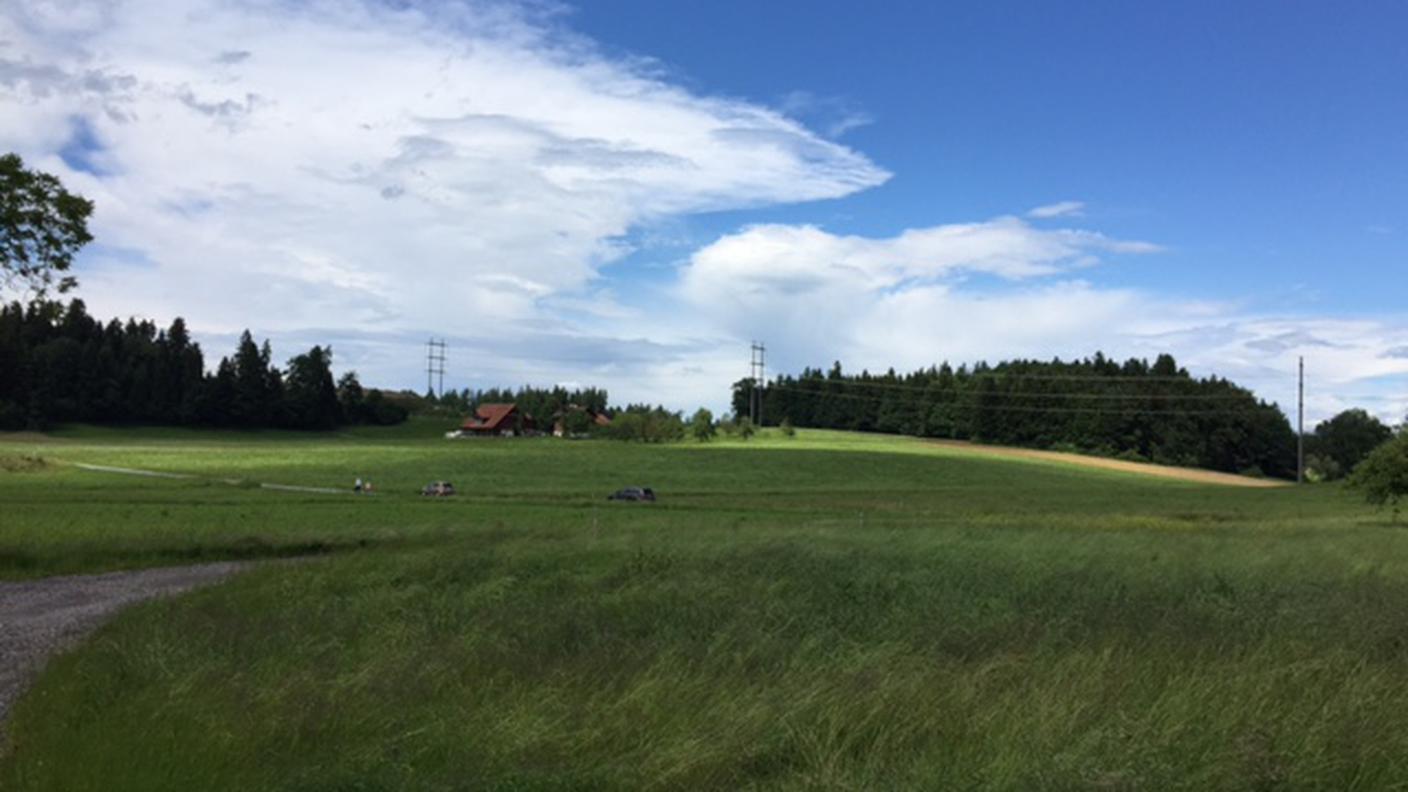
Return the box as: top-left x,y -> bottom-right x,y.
1304,408 -> 1393,480
1348,431 -> 1408,518
0,154 -> 93,300
690,407 -> 716,442
606,405 -> 685,443
738,353 -> 1298,477
561,408 -> 594,436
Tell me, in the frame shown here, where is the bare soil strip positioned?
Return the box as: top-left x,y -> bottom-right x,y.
259,482 -> 344,495
927,440 -> 1290,488
73,462 -> 345,494
0,562 -> 248,748
73,462 -> 193,479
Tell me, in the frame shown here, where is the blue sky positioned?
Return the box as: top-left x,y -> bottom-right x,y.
575,0 -> 1408,311
2,0 -> 1406,421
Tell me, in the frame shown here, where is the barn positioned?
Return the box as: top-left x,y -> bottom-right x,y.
458,403 -> 530,437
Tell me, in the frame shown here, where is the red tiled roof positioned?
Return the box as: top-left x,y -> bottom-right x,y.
461,403 -> 518,432
550,406 -> 612,429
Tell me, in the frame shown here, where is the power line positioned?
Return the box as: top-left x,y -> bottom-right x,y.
1337,394 -> 1408,401
766,375 -> 1262,400
766,383 -> 1278,417
790,369 -> 1224,383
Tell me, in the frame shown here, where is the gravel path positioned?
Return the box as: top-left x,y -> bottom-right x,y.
0,562 -> 249,747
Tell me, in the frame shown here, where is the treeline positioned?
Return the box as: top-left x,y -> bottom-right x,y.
417,387 -> 692,442
736,353 -> 1297,478
603,405 -> 686,442
420,385 -> 609,421
0,299 -> 405,430
1304,408 -> 1396,480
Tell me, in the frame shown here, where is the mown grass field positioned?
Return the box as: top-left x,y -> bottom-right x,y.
2,420 -> 1406,790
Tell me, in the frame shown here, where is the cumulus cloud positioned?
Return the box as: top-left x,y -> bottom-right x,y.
680,215 -> 1159,315
0,0 -> 887,355
1028,200 -> 1085,219
676,216 -> 1151,390
672,217 -> 1408,423
676,217 -> 1166,377
3,1 -> 1404,422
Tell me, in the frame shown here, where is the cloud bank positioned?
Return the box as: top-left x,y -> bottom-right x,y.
2,1 -> 1404,424
1,0 -> 886,335
674,217 -> 1408,423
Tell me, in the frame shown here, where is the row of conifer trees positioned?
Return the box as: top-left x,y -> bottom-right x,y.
0,299 -> 405,430
736,354 -> 1298,477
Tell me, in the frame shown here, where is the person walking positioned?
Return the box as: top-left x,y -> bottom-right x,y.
354,477 -> 363,494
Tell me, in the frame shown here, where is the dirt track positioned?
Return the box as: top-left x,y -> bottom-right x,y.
0,562 -> 248,748
928,440 -> 1290,488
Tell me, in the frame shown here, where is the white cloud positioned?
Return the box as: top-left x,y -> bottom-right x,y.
673,218 -> 1408,423
778,90 -> 874,138
0,0 -> 887,353
1028,200 -> 1085,219
3,2 -> 1405,424
676,217 -> 1164,377
680,215 -> 1159,313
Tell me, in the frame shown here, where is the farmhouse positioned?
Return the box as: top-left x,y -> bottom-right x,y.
551,405 -> 612,437
458,403 -> 531,437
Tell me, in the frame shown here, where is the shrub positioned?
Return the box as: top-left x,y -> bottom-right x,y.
779,417 -> 796,438
690,408 -> 716,442
0,454 -> 47,473
363,391 -> 409,425
561,409 -> 594,437
1304,453 -> 1342,483
606,408 -> 685,443
1307,409 -> 1393,479
1347,432 -> 1408,520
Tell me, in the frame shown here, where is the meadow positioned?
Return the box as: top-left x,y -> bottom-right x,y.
2,420 -> 1406,790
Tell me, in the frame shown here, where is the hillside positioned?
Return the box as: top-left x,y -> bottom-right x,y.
2,426 -> 1404,790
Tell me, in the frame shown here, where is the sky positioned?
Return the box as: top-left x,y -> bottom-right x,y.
2,0 -> 1406,424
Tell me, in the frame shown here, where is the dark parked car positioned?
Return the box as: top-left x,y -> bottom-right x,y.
607,486 -> 655,502
421,481 -> 456,497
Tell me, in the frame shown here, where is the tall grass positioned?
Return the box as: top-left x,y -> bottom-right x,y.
2,425 -> 1404,789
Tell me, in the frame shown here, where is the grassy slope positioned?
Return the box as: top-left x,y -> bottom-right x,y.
2,424 -> 1406,790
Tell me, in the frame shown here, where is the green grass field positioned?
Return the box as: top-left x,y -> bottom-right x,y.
2,420 -> 1406,790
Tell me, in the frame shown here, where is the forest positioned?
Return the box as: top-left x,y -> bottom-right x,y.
0,299 -> 405,431
420,385 -> 610,424
736,354 -> 1299,477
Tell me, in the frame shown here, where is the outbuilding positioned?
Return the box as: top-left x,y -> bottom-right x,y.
458,403 -> 530,437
